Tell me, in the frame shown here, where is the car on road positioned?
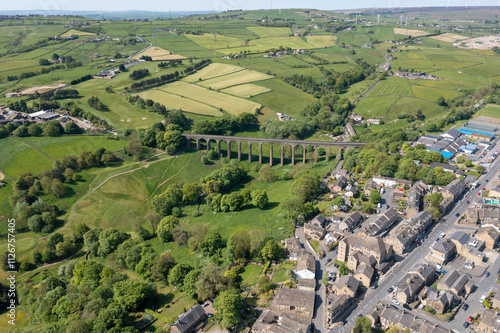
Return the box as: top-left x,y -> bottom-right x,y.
480,295 -> 487,304
392,299 -> 400,305
466,273 -> 473,279
371,283 -> 378,289
340,320 -> 346,326
388,287 -> 394,293
484,271 -> 490,277
440,232 -> 445,238
468,316 -> 474,322
456,213 -> 460,217
463,321 -> 470,328
326,258 -> 332,264
403,304 -> 412,311
393,283 -> 397,288
467,201 -> 470,204
462,303 -> 469,311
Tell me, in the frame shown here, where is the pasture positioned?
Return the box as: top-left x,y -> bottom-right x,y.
197,69 -> 272,90
411,85 -> 465,101
0,138 -> 54,178
160,81 -> 262,115
138,89 -> 223,116
221,83 -> 271,98
132,46 -> 187,61
247,27 -> 292,37
475,104 -> 500,119
354,95 -> 401,118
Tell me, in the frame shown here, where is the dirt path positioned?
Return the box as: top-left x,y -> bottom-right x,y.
19,138 -> 56,162
19,250 -> 84,278
153,154 -> 192,194
0,167 -> 12,180
90,155 -> 176,194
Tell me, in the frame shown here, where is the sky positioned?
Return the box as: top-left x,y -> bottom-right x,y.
2,0 -> 500,12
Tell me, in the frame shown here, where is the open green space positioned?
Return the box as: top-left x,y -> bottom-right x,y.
240,264 -> 263,288
475,104 -> 500,118
354,95 -> 401,118
366,77 -> 413,97
138,89 -> 223,116
197,69 -> 272,90
0,138 -> 54,177
221,83 -> 271,98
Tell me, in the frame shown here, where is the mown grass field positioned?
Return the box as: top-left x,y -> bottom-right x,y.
475,104 -> 500,118
138,89 -> 223,116
197,69 -> 272,90
132,46 -> 186,60
393,28 -> 429,36
0,138 -> 54,177
182,62 -> 244,82
247,27 -> 292,38
160,81 -> 262,115
221,83 -> 271,98
411,85 -> 463,101
60,29 -> 96,37
366,77 -> 413,97
240,264 -> 263,287
354,95 -> 401,118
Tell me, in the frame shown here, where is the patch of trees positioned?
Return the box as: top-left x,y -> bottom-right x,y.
7,99 -> 27,112
140,55 -> 152,61
39,88 -> 79,100
5,64 -> 67,82
129,68 -> 150,80
127,95 -> 167,114
11,121 -> 79,138
193,112 -> 258,135
0,38 -> 65,57
137,122 -> 186,154
260,119 -> 313,139
87,96 -> 108,111
70,74 -> 92,85
158,59 -> 183,68
62,101 -> 109,128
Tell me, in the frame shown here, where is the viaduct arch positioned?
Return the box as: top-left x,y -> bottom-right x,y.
183,134 -> 365,166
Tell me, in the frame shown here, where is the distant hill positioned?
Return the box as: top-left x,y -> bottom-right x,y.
0,10 -> 216,20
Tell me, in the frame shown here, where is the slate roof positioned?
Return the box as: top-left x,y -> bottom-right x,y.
172,304 -> 206,333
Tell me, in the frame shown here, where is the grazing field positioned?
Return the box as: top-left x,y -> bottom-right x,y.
247,27 -> 292,37
161,81 -> 262,115
366,77 -> 413,97
393,28 -> 429,36
390,51 -> 435,70
132,46 -> 187,60
221,83 -> 271,98
0,138 -> 54,177
354,95 -> 401,118
197,69 -> 272,90
138,89 -> 223,116
184,33 -> 246,50
475,104 -> 500,119
21,136 -> 127,160
462,63 -> 500,78
409,78 -> 478,90
60,29 -> 96,37
431,33 -> 467,43
182,63 -> 244,82
411,85 -> 463,101
385,96 -> 445,120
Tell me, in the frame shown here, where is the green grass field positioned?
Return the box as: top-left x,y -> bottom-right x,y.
411,85 -> 463,101
354,95 -> 401,118
366,77 -> 413,97
240,264 -> 263,287
221,83 -> 271,98
0,138 -> 54,178
247,27 -> 292,38
475,104 -> 500,118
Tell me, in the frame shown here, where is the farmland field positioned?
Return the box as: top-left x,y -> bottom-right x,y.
431,33 -> 467,43
182,63 -> 244,82
138,89 -> 223,116
0,138 -> 54,177
411,85 -> 465,101
132,46 -> 187,60
197,69 -> 272,90
393,28 -> 429,36
160,81 -> 262,115
184,33 -> 246,50
475,104 -> 500,119
60,29 -> 96,37
354,95 -> 401,118
366,77 -> 413,97
247,27 -> 292,37
221,83 -> 271,98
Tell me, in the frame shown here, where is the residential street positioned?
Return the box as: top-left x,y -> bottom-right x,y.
310,156 -> 500,333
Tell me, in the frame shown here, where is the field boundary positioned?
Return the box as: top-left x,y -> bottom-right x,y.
18,138 -> 56,162
0,167 -> 13,180
154,154 -> 193,194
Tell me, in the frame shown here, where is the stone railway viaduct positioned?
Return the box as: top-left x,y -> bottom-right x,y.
182,134 -> 366,166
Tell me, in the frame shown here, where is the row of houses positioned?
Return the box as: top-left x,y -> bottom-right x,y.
428,231 -> 486,266
385,211 -> 433,254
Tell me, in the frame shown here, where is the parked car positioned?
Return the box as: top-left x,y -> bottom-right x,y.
403,304 -> 412,311
388,287 -> 394,293
326,258 -> 332,263
392,299 -> 400,305
371,283 -> 378,290
484,271 -> 490,277
462,303 -> 469,311
440,232 -> 445,238
463,321 -> 470,328
468,316 -> 474,322
480,295 -> 487,304
466,273 -> 473,279
456,213 -> 460,217
393,283 -> 397,288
